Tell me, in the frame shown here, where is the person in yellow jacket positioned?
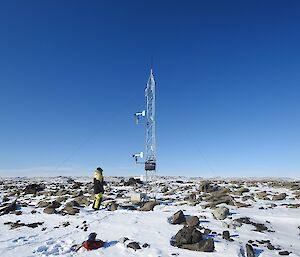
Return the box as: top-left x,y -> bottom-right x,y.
92,167 -> 105,210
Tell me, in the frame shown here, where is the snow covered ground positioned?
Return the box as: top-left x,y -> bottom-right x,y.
0,176 -> 299,257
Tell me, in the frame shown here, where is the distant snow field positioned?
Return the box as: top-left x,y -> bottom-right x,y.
0,176 -> 300,257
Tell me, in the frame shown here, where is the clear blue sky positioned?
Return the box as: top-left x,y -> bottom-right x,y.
0,1 -> 299,178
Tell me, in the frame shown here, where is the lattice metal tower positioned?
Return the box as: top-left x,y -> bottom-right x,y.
144,69 -> 156,180
133,69 -> 156,182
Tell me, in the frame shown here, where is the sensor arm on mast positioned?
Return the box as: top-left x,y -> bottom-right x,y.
134,110 -> 145,124
132,152 -> 144,164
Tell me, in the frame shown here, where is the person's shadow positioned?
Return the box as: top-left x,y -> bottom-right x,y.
103,240 -> 118,248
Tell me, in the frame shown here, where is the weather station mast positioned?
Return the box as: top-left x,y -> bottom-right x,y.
133,69 -> 157,195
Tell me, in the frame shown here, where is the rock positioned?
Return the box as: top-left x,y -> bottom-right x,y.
0,202 -> 18,215
65,200 -> 81,208
56,196 -> 68,203
14,210 -> 22,215
173,226 -> 202,246
279,251 -> 290,255
212,207 -> 229,220
161,186 -> 168,193
242,195 -> 254,201
127,241 -> 141,250
62,206 -> 80,215
222,230 -> 231,241
4,220 -> 44,229
109,202 -> 118,211
72,182 -> 82,189
181,238 -> 215,252
43,207 -> 56,214
199,181 -> 218,193
186,216 -> 199,227
290,184 -> 300,190
236,187 -> 250,195
267,243 -> 275,250
272,193 -> 287,201
139,201 -> 158,211
234,201 -> 251,208
208,188 -> 231,198
24,184 -> 44,195
124,177 -> 143,186
246,243 -> 255,257
74,196 -> 90,206
2,196 -> 10,202
203,195 -> 234,208
119,237 -> 129,244
50,201 -> 61,209
172,210 -> 186,224
256,191 -> 268,198
38,201 -> 50,208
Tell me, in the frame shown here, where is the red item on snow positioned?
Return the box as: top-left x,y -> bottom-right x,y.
82,240 -> 104,250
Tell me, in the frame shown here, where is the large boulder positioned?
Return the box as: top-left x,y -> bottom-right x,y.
212,207 -> 229,220
173,226 -> 202,247
172,227 -> 214,252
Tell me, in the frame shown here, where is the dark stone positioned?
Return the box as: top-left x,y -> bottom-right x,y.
279,251 -> 290,256
72,182 -> 82,189
181,238 -> 215,252
204,228 -> 211,235
173,226 -> 202,247
124,178 -> 143,186
199,181 -> 218,193
50,201 -> 61,209
127,242 -> 141,250
43,207 -> 56,214
0,202 -> 18,215
186,216 -> 199,227
222,231 -> 231,241
139,201 -> 158,211
246,243 -> 255,257
4,220 -> 43,229
109,202 -> 118,211
234,217 -> 269,232
24,184 -> 44,195
172,210 -> 186,224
